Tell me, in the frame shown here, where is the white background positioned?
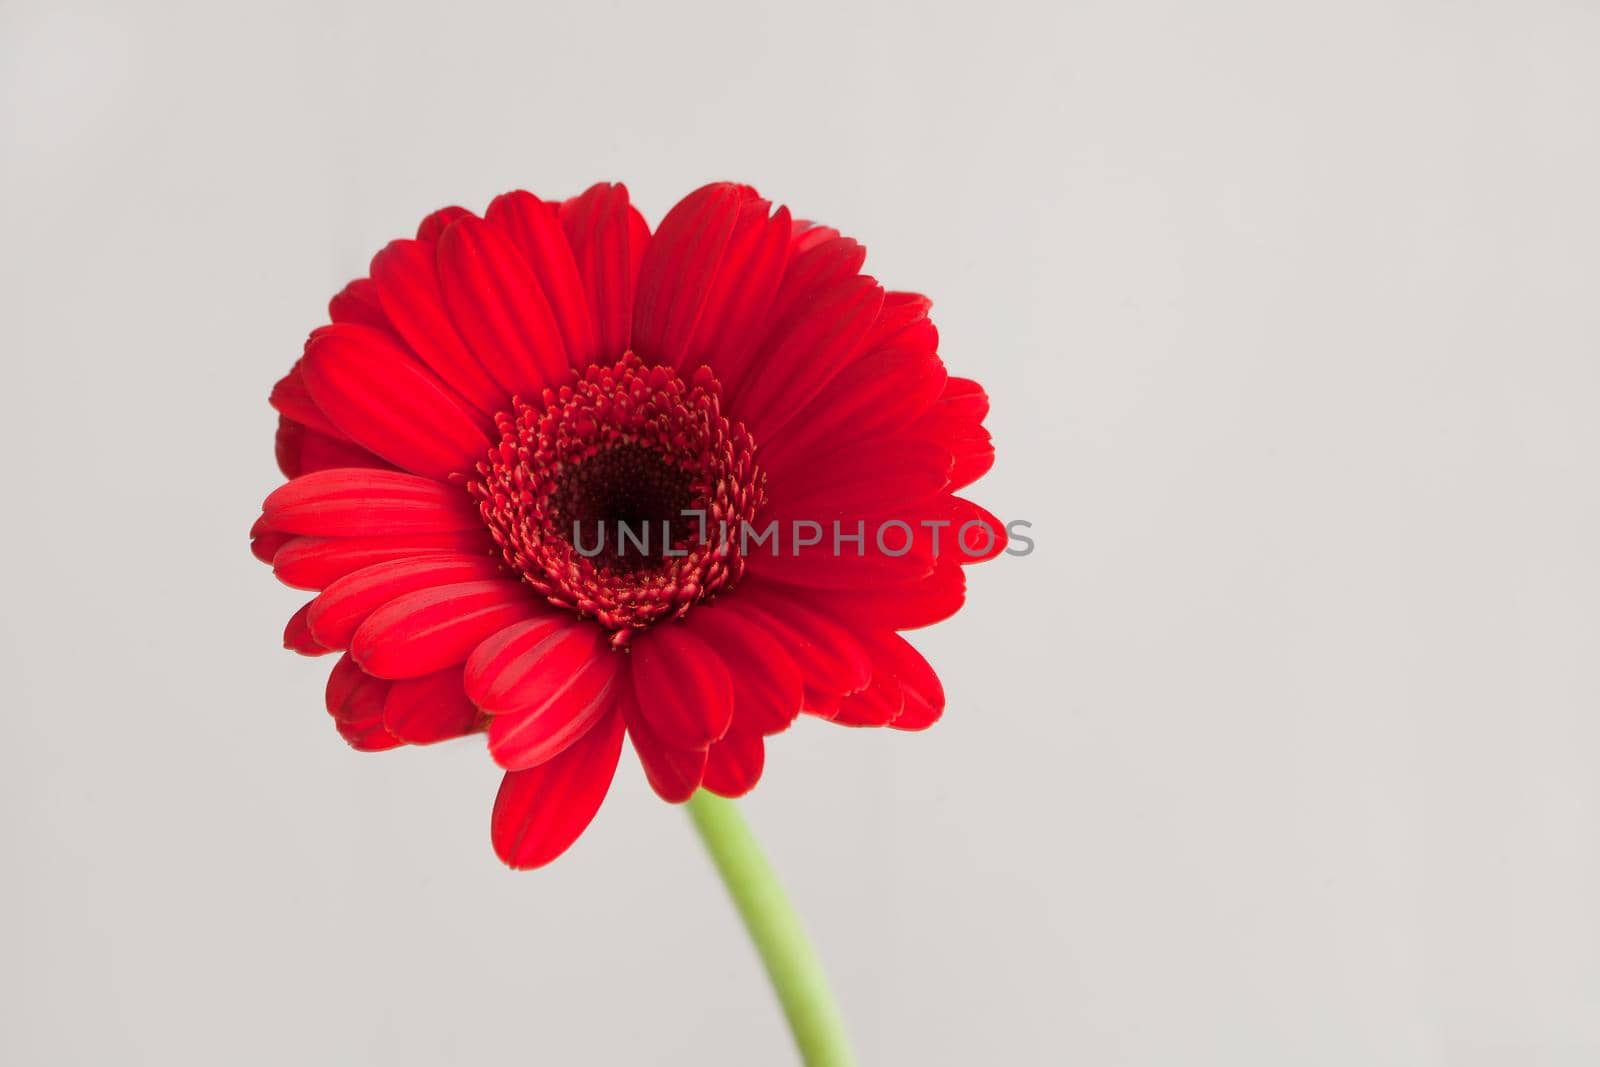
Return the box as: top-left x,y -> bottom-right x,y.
4,1 -> 1598,1063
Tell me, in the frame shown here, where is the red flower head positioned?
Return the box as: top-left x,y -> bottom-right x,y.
250,183 -> 999,868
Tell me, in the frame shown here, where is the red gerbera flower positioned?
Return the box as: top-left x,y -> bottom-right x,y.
250,182 -> 999,868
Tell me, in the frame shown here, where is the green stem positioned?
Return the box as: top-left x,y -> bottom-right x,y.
685,790 -> 855,1067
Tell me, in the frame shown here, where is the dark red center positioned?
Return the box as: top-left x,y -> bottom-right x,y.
468,352 -> 765,646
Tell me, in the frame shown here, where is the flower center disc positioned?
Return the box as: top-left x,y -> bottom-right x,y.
469,352 -> 765,645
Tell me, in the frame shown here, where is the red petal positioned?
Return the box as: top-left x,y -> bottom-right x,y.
251,523 -> 294,565
350,579 -> 533,679
949,433 -> 995,490
861,291 -> 935,350
370,239 -> 507,419
436,216 -> 569,399
784,563 -> 966,632
327,277 -> 391,331
758,320 -> 945,476
935,376 -> 989,422
729,587 -> 871,706
261,469 -> 480,538
301,323 -> 489,481
829,670 -> 904,727
874,633 -> 945,731
685,605 -> 802,735
464,615 -> 606,713
747,495 -> 988,587
559,183 -> 648,360
324,653 -> 402,751
336,718 -> 401,751
733,275 -> 885,445
631,182 -> 753,370
487,671 -> 619,771
702,729 -> 765,798
621,681 -> 706,802
269,362 -> 344,439
275,417 -> 390,479
272,531 -> 493,591
765,438 -> 953,523
326,652 -> 384,721
382,668 -> 482,744
915,377 -> 993,490
466,616 -> 622,770
630,183 -> 790,386
691,201 -> 792,388
629,623 -> 734,750
789,220 -> 841,257
307,554 -> 506,650
944,497 -> 1006,564
745,542 -> 935,591
767,231 -> 866,328
491,709 -> 625,869
486,191 -> 597,369
416,206 -> 471,244
283,601 -> 331,656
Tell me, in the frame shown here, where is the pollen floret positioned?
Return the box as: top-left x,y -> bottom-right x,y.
468,351 -> 765,643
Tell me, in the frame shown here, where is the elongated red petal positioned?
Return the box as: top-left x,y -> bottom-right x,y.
757,312 -> 945,474
436,216 -> 569,398
702,729 -> 765,798
915,377 -> 993,490
788,219 -> 839,255
301,323 -> 490,481
325,652 -> 383,722
307,554 -> 506,650
746,495 -> 985,590
685,606 -> 802,735
269,362 -> 345,439
491,709 -> 625,869
766,230 -> 866,327
464,615 -> 608,714
324,653 -> 402,751
690,200 -> 791,387
621,681 -> 706,802
944,497 -> 1007,564
272,531 -> 493,591
734,275 -> 885,444
336,720 -> 400,751
728,588 -> 871,706
745,543 -> 935,591
765,438 -> 953,522
261,469 -> 480,538
777,564 -> 966,633
370,239 -> 506,419
487,670 -> 619,771
328,277 -> 391,331
860,290 -> 935,350
632,182 -> 752,370
382,668 -> 481,744
830,670 -> 904,727
628,183 -> 791,387
283,601 -> 331,657
350,580 -> 533,679
560,183 -> 647,360
486,191 -> 597,369
876,633 -> 945,730
416,206 -> 471,244
629,623 -> 734,750
275,417 -> 390,479
251,521 -> 294,565
468,616 -> 622,770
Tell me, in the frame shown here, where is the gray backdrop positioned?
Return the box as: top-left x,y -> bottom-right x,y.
4,1 -> 1598,1063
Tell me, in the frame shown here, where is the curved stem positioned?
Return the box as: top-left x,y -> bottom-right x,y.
685,790 -> 855,1067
